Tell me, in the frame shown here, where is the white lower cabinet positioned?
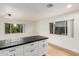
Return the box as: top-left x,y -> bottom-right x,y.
0,49 -> 10,56
8,45 -> 24,56
23,41 -> 39,56
0,40 -> 48,56
39,40 -> 48,56
23,40 -> 48,56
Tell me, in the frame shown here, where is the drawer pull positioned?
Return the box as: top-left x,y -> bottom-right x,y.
30,50 -> 34,52
42,44 -> 45,47
30,44 -> 34,46
9,49 -> 16,52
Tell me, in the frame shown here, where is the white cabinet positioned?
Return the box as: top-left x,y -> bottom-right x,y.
0,40 -> 48,56
0,49 -> 9,56
23,41 -> 39,56
14,46 -> 24,56
0,45 -> 24,56
24,40 -> 48,56
8,45 -> 23,56
39,40 -> 48,56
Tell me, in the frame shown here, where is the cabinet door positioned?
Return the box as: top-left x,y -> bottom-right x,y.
23,42 -> 39,56
23,43 -> 34,56
39,40 -> 48,56
14,46 -> 24,56
8,46 -> 23,56
0,49 -> 9,56
8,47 -> 16,56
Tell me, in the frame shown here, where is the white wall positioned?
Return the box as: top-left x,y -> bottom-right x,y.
0,18 -> 36,41
36,11 -> 79,52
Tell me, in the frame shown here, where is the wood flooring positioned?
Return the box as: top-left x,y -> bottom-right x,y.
47,44 -> 79,56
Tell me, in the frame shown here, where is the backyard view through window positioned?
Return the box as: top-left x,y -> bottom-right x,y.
5,23 -> 23,34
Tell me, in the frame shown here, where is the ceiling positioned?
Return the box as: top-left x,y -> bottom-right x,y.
0,3 -> 79,21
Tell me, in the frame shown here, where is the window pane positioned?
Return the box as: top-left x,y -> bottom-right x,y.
5,23 -> 24,34
20,24 -> 23,33
5,23 -> 10,33
55,21 -> 67,35
49,23 -> 53,34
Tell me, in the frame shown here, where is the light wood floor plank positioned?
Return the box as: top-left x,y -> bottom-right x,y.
47,43 -> 79,56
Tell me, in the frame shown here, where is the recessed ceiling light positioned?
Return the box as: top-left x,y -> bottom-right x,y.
8,14 -> 11,16
66,4 -> 72,8
4,13 -> 12,19
46,4 -> 53,8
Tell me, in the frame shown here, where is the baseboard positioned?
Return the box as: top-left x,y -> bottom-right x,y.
48,43 -> 79,56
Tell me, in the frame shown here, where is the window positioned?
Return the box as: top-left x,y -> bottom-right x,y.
49,23 -> 54,34
5,23 -> 24,34
49,20 -> 74,37
49,21 -> 67,35
55,21 -> 67,35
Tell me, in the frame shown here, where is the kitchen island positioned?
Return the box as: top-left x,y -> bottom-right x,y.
0,35 -> 48,56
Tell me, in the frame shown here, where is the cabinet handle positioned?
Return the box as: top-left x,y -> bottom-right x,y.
9,49 -> 16,52
30,44 -> 34,46
30,50 -> 34,52
42,44 -> 45,47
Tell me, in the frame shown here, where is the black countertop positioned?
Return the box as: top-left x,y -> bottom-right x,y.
0,36 -> 48,50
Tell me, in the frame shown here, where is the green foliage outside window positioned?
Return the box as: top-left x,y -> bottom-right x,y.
5,23 -> 23,34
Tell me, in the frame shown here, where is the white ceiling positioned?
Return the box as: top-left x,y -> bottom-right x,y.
0,3 -> 79,21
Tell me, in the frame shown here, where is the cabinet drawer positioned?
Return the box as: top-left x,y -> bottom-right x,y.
33,50 -> 39,56
39,40 -> 48,48
14,46 -> 23,56
24,41 -> 38,49
23,41 -> 39,56
24,48 -> 39,56
24,49 -> 34,56
8,45 -> 23,56
38,40 -> 48,55
14,46 -> 23,53
39,40 -> 47,44
0,49 -> 9,56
